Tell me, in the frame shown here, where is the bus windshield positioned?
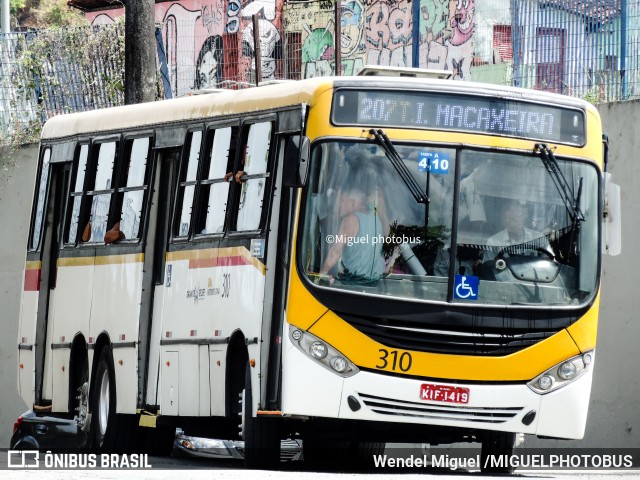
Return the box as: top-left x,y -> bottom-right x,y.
300,140 -> 599,307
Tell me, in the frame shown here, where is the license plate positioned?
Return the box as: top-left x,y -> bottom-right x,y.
419,383 -> 470,404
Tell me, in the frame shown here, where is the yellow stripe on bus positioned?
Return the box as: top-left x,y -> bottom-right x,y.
25,260 -> 42,270
95,253 -> 144,266
166,247 -> 266,275
57,257 -> 94,267
57,253 -> 143,268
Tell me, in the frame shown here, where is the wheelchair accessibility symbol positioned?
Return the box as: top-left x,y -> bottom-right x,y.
454,275 -> 479,300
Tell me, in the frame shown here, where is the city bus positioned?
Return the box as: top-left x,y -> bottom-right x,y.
17,67 -> 620,470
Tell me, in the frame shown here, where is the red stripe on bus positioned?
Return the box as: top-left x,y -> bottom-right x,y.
24,269 -> 41,291
189,255 -> 252,269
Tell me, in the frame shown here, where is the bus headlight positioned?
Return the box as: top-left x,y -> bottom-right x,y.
527,351 -> 594,394
330,356 -> 348,373
538,375 -> 554,391
557,361 -> 577,380
289,326 -> 359,378
310,341 -> 328,359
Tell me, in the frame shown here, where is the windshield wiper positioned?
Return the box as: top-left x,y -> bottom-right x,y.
369,129 -> 430,204
534,143 -> 585,223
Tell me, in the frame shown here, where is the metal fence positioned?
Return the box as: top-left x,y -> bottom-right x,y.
0,22 -> 127,144
1,0 -> 640,143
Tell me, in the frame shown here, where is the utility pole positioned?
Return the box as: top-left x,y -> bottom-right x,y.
1,0 -> 10,33
334,0 -> 341,75
125,0 -> 156,104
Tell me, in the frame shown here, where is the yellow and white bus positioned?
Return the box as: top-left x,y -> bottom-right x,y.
17,67 -> 620,469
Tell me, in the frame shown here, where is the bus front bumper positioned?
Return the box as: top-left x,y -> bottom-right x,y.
281,327 -> 594,440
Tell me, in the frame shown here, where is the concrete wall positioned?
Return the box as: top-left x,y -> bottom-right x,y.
0,144 -> 36,446
525,101 -> 640,449
0,101 -> 638,448
584,101 -> 640,448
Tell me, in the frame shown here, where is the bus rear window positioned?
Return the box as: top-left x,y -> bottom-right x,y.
30,148 -> 51,251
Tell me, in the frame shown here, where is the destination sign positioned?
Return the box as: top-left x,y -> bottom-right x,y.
332,89 -> 585,145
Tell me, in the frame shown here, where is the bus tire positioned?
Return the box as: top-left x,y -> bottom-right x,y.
303,435 -> 349,470
241,363 -> 280,469
138,424 -> 175,456
92,347 -> 137,452
352,441 -> 385,469
480,431 -> 516,474
304,439 -> 384,470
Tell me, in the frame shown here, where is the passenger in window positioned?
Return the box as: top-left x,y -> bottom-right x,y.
318,187 -> 385,284
224,147 -> 248,184
104,222 -> 125,244
224,170 -> 246,183
81,222 -> 91,242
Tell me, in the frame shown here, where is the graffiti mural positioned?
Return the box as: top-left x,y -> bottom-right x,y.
340,0 -> 366,74
91,13 -> 116,25
302,24 -> 334,77
417,0 -> 474,78
81,0 -> 476,93
238,0 -> 284,83
195,35 -> 224,89
85,0 -> 285,91
161,3 -> 204,96
365,0 -> 413,67
285,0 -> 366,78
449,0 -> 474,46
420,0 -> 449,43
242,18 -> 283,80
284,1 -> 335,78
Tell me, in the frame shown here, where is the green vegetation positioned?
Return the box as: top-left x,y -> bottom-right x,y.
1,19 -> 125,146
14,0 -> 87,28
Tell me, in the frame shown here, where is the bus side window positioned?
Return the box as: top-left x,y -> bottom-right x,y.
113,137 -> 151,240
84,141 -> 118,243
235,121 -> 272,232
174,130 -> 202,238
65,144 -> 89,245
196,126 -> 237,235
30,147 -> 51,251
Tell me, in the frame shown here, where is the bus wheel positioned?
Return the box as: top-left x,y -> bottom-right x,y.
303,438 -> 384,470
480,431 -> 516,474
352,441 -> 385,469
92,347 -> 137,451
240,363 -> 280,469
138,424 -> 175,456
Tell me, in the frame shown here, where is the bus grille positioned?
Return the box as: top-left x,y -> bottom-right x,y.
358,393 -> 524,424
342,314 -> 557,356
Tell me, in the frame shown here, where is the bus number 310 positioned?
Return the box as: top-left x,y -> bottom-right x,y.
376,349 -> 412,372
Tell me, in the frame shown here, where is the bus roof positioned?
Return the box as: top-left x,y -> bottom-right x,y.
40,75 -> 595,141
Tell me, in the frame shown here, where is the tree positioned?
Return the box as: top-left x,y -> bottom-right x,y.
11,0 -> 26,16
124,0 -> 155,104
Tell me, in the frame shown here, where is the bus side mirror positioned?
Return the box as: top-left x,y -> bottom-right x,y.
603,172 -> 621,256
283,135 -> 310,188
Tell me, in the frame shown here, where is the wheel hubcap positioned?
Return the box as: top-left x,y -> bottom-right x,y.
98,370 -> 110,436
238,389 -> 245,440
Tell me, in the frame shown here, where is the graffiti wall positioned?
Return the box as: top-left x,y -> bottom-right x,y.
283,0 -> 474,79
84,0 -> 476,96
85,0 -> 284,94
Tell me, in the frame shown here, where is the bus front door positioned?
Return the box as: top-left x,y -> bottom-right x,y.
33,162 -> 71,407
